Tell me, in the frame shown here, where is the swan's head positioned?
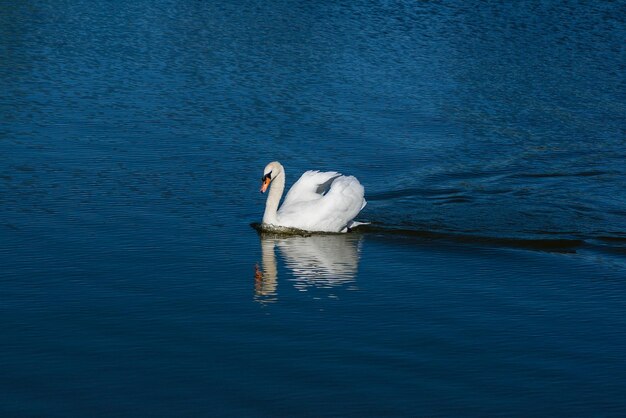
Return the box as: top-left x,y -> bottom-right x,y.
260,161 -> 283,193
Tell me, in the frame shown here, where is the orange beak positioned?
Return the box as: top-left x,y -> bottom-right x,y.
260,177 -> 271,193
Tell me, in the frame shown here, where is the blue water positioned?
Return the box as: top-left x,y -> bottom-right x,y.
1,1 -> 625,416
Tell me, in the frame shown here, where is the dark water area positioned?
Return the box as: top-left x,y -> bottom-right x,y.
1,0 -> 625,416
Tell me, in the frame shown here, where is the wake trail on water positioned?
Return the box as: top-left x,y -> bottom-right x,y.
251,222 -> 626,256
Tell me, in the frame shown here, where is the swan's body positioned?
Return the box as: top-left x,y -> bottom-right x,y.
260,162 -> 366,233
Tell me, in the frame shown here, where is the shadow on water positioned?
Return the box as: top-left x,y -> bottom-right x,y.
253,229 -> 362,304
356,224 -> 586,253
251,221 -> 585,254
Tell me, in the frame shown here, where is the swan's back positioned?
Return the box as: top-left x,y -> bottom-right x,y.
278,172 -> 366,232
282,170 -> 341,207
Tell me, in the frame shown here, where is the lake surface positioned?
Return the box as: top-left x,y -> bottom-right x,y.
1,0 -> 625,416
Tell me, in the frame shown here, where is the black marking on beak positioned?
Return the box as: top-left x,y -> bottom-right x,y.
260,171 -> 272,194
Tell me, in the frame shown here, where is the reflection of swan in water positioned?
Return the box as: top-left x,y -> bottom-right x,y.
254,238 -> 279,303
254,233 -> 362,303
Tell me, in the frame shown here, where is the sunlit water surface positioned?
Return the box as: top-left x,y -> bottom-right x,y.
1,1 -> 625,416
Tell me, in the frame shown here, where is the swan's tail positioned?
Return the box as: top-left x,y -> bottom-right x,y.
345,220 -> 370,232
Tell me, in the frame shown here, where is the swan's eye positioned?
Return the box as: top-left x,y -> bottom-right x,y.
262,172 -> 272,181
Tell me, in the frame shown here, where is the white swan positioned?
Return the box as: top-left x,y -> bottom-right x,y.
260,161 -> 366,233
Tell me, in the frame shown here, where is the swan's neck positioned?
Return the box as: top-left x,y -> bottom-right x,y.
263,169 -> 285,225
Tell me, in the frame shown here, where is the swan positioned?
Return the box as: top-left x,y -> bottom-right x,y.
259,161 -> 366,233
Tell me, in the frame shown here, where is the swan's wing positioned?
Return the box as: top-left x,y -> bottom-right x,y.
321,175 -> 367,231
282,170 -> 341,207
278,175 -> 366,232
